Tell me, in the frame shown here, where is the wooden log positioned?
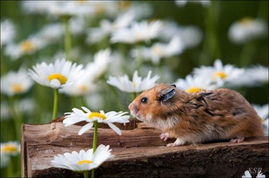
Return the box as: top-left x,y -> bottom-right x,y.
22,122 -> 269,178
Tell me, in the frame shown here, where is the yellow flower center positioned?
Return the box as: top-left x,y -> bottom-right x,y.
119,1 -> 132,10
212,71 -> 228,79
95,4 -> 105,14
135,32 -> 142,41
76,0 -> 86,4
132,82 -> 137,87
88,112 -> 106,120
79,85 -> 89,92
77,160 -> 93,165
239,17 -> 254,26
47,73 -> 67,85
1,145 -> 17,153
11,83 -> 24,93
21,40 -> 34,53
152,46 -> 163,56
186,87 -> 202,94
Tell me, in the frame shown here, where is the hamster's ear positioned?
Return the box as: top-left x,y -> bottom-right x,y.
159,88 -> 176,102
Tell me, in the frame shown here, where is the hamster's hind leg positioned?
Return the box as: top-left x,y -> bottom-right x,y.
166,138 -> 186,147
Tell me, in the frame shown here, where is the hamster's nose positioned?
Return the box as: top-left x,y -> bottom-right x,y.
128,103 -> 138,114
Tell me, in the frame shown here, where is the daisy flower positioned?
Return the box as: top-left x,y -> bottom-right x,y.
64,107 -> 129,135
253,104 -> 269,119
175,75 -> 218,94
242,169 -> 265,178
46,1 -> 93,17
87,11 -> 135,44
107,71 -> 159,93
125,2 -> 153,20
228,17 -> 268,44
51,144 -> 113,172
69,17 -> 85,35
193,59 -> 244,86
253,104 -> 269,136
158,21 -> 202,49
244,66 -> 269,84
86,92 -> 104,111
175,0 -> 211,7
28,58 -> 83,89
16,98 -> 36,115
1,19 -> 16,46
0,153 -> 10,168
131,36 -> 184,64
228,65 -> 268,87
38,23 -> 63,42
0,141 -> 20,156
85,49 -> 111,82
178,26 -> 203,48
22,1 -> 51,14
62,49 -> 111,96
0,102 -> 10,120
111,20 -> 162,44
4,35 -> 46,60
90,2 -> 119,17
61,72 -> 97,96
1,68 -> 33,96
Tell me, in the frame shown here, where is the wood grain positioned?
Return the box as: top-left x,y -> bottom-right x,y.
22,122 -> 269,178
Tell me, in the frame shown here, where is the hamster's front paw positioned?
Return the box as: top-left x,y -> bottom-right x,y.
230,137 -> 245,143
160,133 -> 170,141
166,138 -> 185,147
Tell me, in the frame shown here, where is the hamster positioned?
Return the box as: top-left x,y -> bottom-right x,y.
128,84 -> 264,146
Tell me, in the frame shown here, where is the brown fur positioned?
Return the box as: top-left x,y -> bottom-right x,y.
129,84 -> 264,146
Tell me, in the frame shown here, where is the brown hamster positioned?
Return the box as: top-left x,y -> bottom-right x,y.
128,84 -> 264,146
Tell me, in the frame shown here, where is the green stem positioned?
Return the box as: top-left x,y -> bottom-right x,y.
199,1 -> 220,65
239,42 -> 256,67
91,169 -> 95,178
91,121 -> 98,178
52,89 -> 59,121
10,96 -> 23,140
6,158 -> 13,177
63,16 -> 72,61
92,121 -> 98,152
83,171 -> 89,178
135,44 -> 144,70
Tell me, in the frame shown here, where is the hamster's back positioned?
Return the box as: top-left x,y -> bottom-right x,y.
194,88 -> 264,137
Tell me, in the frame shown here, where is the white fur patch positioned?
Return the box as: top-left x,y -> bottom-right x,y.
167,138 -> 186,147
181,124 -> 221,143
145,116 -> 179,131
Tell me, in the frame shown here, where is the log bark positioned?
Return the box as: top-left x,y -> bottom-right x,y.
22,121 -> 269,178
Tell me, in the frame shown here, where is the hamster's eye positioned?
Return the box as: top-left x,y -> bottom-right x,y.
141,97 -> 148,104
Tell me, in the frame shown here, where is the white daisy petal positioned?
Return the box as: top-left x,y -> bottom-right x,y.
28,58 -> 83,89
78,123 -> 93,135
51,145 -> 113,171
107,122 -> 122,135
107,71 -> 159,93
192,59 -> 244,88
1,68 -> 33,96
63,107 -> 130,135
111,20 -> 162,44
228,17 -> 267,44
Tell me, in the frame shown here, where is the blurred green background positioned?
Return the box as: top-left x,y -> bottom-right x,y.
0,1 -> 268,177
